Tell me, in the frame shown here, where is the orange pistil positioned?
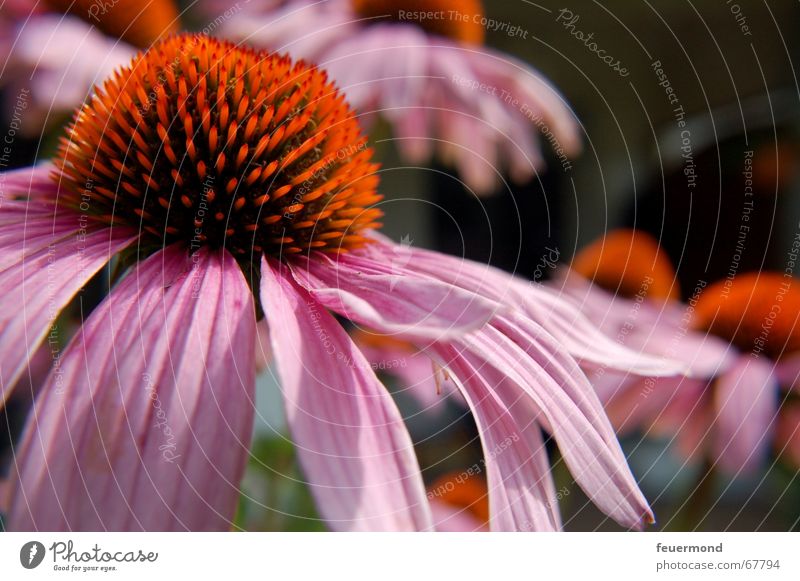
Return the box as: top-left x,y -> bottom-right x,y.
352,0 -> 485,44
44,0 -> 179,48
572,229 -> 679,301
56,34 -> 383,258
693,273 -> 800,360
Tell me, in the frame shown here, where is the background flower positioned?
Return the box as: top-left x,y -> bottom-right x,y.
200,0 -> 581,194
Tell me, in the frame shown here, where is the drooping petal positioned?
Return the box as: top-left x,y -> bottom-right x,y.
432,343 -> 561,531
557,269 -> 733,378
261,257 -> 433,531
7,245 -> 256,531
630,326 -> 736,379
454,317 -> 654,529
713,355 -> 778,474
648,378 -> 711,463
288,250 -> 499,341
602,375 -> 684,434
0,227 -> 136,402
360,235 -> 683,376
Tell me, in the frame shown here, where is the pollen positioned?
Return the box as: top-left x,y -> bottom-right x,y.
572,229 -> 680,301
352,0 -> 485,44
693,273 -> 800,360
55,34 -> 383,258
44,0 -> 179,48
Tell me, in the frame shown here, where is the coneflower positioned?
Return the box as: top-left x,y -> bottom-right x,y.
1,35 -> 676,531
198,0 -> 581,194
557,230 -> 798,476
0,0 -> 178,132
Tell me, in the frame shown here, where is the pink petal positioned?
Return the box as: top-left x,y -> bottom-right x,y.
354,336 -> 459,413
0,227 -> 136,402
288,250 -> 498,341
0,206 -> 85,272
362,235 -> 683,376
713,355 -> 778,474
7,245 -> 256,531
261,258 -> 433,531
458,316 -> 654,529
632,326 -> 735,379
602,375 -> 684,434
0,164 -> 61,202
557,270 -> 734,378
433,343 -> 561,531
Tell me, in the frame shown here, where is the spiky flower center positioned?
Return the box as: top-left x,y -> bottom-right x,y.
56,34 -> 383,258
44,0 -> 179,48
572,229 -> 679,301
694,273 -> 800,360
352,0 -> 485,44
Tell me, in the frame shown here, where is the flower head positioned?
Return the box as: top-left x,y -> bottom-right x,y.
57,34 -> 381,257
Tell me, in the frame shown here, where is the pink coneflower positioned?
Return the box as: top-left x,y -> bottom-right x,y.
202,0 -> 581,194
557,230 -> 795,476
1,35 -> 676,531
0,0 -> 178,133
